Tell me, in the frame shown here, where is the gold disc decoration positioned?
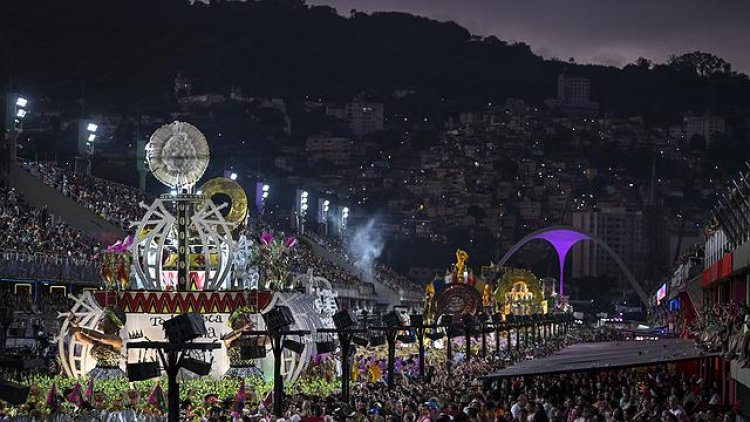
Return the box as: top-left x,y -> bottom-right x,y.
198,177 -> 248,227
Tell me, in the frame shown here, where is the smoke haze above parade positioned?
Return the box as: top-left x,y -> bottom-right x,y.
310,0 -> 750,74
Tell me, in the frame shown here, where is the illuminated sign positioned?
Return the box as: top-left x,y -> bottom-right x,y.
656,283 -> 667,304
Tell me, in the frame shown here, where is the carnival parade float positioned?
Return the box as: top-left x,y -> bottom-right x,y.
10,122 -> 342,420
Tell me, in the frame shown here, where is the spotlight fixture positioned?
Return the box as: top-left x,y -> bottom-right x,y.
181,357 -> 212,376
163,313 -> 207,343
263,306 -> 295,332
438,314 -> 453,327
368,335 -> 386,347
333,310 -> 356,331
127,361 -> 161,382
426,330 -> 444,341
283,339 -> 304,354
383,311 -> 401,328
396,334 -> 416,344
352,336 -> 369,347
0,380 -> 30,405
315,341 -> 335,354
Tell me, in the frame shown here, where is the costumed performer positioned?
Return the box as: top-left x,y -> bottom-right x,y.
222,306 -> 266,377
68,307 -> 126,380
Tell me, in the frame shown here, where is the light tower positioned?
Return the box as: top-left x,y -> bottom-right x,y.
339,206 -> 349,238
318,198 -> 330,235
3,94 -> 29,175
76,121 -> 98,175
295,189 -> 309,235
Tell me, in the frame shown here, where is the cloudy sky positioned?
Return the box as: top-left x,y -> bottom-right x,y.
309,0 -> 750,73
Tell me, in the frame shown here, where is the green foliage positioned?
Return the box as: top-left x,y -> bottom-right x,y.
10,374 -> 337,415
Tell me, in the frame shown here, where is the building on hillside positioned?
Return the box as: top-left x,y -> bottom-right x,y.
347,100 -> 384,138
682,113 -> 726,147
568,206 -> 645,294
548,74 -> 599,118
305,136 -> 353,166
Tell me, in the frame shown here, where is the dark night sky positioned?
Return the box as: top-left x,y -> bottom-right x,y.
310,0 -> 750,73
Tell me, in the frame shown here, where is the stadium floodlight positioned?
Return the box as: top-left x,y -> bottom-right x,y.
15,97 -> 27,108
86,123 -> 98,133
301,191 -> 308,198
230,172 -> 237,181
262,191 -> 269,199
301,203 -> 308,211
343,207 -> 349,216
262,184 -> 270,192
15,109 -> 26,118
87,133 -> 96,142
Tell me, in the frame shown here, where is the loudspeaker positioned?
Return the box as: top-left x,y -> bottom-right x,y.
240,345 -> 267,359
0,380 -> 29,405
163,313 -> 207,343
333,310 -> 356,331
127,362 -> 161,382
383,311 -> 401,328
182,358 -> 212,376
263,306 -> 295,331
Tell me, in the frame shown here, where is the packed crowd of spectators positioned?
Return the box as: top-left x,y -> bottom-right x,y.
21,161 -> 149,232
650,307 -> 689,338
179,326 -> 737,422
291,240 -> 363,288
692,303 -> 748,360
0,181 -> 100,261
306,232 -> 422,292
374,264 -> 422,293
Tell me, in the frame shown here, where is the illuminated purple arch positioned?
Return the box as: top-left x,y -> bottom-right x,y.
497,225 -> 648,305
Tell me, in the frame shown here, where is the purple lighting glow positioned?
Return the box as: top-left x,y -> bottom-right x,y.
535,229 -> 590,296
498,226 -> 648,305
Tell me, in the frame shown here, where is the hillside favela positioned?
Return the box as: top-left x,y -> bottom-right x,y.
1,0 -> 750,421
